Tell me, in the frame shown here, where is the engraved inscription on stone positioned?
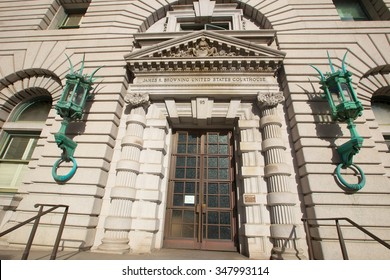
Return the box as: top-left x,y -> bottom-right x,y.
136,75 -> 268,85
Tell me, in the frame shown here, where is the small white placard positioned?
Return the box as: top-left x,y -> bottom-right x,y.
184,195 -> 195,204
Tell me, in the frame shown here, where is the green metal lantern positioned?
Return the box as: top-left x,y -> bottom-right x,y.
311,51 -> 365,190
52,55 -> 101,182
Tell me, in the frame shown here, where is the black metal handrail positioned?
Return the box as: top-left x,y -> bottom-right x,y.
0,203 -> 69,260
302,217 -> 390,260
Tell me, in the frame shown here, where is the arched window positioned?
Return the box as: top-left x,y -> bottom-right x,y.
333,0 -> 390,21
146,0 -> 262,33
371,94 -> 390,150
0,96 -> 52,192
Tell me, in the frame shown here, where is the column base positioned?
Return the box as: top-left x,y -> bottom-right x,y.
97,238 -> 130,254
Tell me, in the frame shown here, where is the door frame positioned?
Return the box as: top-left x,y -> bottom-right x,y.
163,129 -> 238,251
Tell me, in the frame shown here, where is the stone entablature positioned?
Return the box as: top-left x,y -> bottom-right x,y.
134,74 -> 275,87
129,72 -> 281,102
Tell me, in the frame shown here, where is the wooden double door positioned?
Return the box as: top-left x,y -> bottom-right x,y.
164,130 -> 238,251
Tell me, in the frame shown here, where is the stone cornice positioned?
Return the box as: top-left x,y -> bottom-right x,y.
132,30 -> 277,47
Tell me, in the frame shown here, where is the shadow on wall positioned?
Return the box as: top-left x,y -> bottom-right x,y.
271,225 -> 305,260
295,81 -> 345,260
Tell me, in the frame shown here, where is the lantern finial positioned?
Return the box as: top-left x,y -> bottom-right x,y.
341,51 -> 349,73
79,54 -> 85,75
65,54 -> 74,75
310,65 -> 325,81
327,51 -> 336,73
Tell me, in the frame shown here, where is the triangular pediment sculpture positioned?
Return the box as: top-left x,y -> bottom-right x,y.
125,30 -> 285,72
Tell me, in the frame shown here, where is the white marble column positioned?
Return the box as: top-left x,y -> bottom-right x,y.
257,91 -> 305,260
98,93 -> 150,253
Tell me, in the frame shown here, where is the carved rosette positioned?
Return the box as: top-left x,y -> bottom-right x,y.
257,91 -> 285,108
124,92 -> 150,109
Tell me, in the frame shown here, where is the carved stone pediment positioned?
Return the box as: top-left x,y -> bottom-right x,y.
125,30 -> 285,73
169,37 -> 235,58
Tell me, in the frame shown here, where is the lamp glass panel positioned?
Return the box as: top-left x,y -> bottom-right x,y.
329,85 -> 342,106
340,83 -> 353,102
64,83 -> 75,102
72,85 -> 86,106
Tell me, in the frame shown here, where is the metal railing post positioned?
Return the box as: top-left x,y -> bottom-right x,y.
50,205 -> 69,260
21,205 -> 44,260
335,219 -> 349,260
302,217 -> 390,260
302,219 -> 315,260
0,204 -> 69,260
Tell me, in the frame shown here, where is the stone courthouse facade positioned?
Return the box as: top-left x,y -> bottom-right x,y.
0,0 -> 390,260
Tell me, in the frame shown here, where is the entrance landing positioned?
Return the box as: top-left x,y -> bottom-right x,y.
0,248 -> 248,260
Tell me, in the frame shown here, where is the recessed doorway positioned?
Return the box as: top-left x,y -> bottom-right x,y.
164,130 -> 238,251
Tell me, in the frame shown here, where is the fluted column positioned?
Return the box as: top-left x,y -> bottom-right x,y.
128,117 -> 168,253
98,93 -> 150,253
237,119 -> 272,259
257,91 -> 304,260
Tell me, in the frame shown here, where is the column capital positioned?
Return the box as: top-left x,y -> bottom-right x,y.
125,92 -> 150,109
257,91 -> 284,109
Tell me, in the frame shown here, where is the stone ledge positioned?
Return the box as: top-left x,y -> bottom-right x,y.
140,163 -> 165,178
241,166 -> 263,177
136,189 -> 161,203
130,218 -> 159,232
264,163 -> 291,177
270,224 -> 296,239
239,141 -> 262,152
103,216 -> 133,231
267,192 -> 296,206
238,119 -> 260,129
126,113 -> 147,126
243,223 -> 270,237
110,186 -> 137,200
116,159 -> 140,173
262,138 -> 286,151
121,135 -> 144,148
260,115 -> 282,129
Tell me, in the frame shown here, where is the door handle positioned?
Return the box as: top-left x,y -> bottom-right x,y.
196,203 -> 207,243
196,204 -> 207,213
